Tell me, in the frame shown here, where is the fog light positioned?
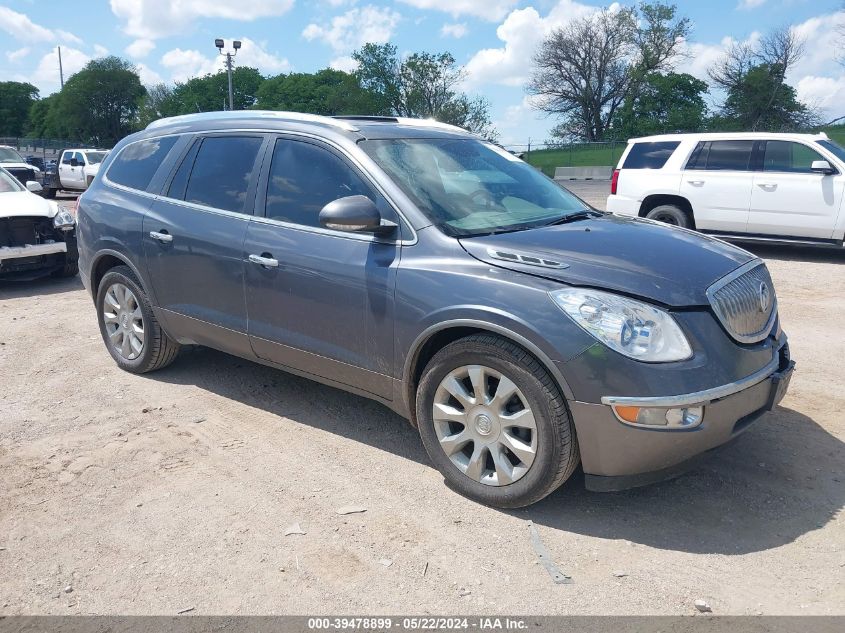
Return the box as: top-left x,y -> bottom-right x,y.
611,405 -> 703,429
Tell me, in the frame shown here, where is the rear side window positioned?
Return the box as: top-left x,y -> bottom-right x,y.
686,140 -> 754,171
107,136 -> 179,191
183,136 -> 263,213
622,141 -> 679,169
265,139 -> 377,227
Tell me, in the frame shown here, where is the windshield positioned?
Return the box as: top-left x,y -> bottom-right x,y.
0,169 -> 24,193
85,151 -> 107,164
361,138 -> 589,236
817,139 -> 845,163
0,147 -> 25,163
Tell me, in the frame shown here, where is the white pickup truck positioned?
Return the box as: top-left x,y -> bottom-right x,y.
42,148 -> 109,198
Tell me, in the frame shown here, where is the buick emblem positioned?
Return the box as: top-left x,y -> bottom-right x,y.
758,282 -> 771,313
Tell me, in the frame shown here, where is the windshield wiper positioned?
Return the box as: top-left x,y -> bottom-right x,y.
543,209 -> 598,226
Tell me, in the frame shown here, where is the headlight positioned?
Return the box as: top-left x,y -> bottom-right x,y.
53,209 -> 75,230
550,287 -> 692,362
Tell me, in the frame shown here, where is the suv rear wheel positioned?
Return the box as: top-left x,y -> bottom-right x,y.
416,334 -> 579,508
96,265 -> 180,373
644,204 -> 692,228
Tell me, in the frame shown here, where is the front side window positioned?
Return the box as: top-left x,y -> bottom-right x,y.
762,141 -> 825,173
183,136 -> 263,213
361,138 -> 588,237
107,136 -> 179,191
62,152 -> 74,165
687,140 -> 754,171
265,139 -> 377,227
622,141 -> 679,169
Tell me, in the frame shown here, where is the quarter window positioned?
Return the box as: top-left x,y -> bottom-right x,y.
622,141 -> 679,169
763,141 -> 825,173
686,140 -> 754,171
107,136 -> 179,191
265,139 -> 377,227
183,136 -> 263,213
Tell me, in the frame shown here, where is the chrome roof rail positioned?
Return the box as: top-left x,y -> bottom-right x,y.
146,110 -> 360,132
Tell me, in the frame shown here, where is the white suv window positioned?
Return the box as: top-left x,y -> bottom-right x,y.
762,141 -> 824,173
686,140 -> 754,171
622,141 -> 680,169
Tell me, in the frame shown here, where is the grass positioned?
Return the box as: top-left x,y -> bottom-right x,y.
523,125 -> 845,176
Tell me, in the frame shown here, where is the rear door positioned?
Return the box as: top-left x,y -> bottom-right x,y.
680,140 -> 755,233
143,133 -> 268,357
748,140 -> 844,239
243,135 -> 401,398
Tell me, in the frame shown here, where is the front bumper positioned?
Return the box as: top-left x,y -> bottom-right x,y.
570,345 -> 794,491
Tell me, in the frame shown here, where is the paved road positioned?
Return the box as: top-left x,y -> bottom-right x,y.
558,180 -> 611,210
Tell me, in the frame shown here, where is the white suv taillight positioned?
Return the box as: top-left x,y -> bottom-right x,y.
610,169 -> 620,195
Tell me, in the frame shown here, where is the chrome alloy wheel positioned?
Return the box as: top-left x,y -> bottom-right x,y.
102,282 -> 145,360
432,365 -> 537,486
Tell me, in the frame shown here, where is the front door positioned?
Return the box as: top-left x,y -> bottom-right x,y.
61,151 -> 84,189
143,133 -> 267,356
679,139 -> 755,233
244,137 -> 401,399
748,140 -> 844,239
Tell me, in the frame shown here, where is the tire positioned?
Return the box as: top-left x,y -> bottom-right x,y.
416,334 -> 579,508
51,259 -> 78,278
96,265 -> 180,373
43,187 -> 56,199
644,204 -> 692,228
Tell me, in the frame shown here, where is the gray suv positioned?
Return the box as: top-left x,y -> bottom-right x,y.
77,111 -> 794,508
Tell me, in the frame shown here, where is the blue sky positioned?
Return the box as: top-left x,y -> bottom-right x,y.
2,0 -> 845,145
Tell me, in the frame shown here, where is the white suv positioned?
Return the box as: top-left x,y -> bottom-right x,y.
607,132 -> 845,246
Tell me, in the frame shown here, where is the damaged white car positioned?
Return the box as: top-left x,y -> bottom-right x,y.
0,167 -> 78,280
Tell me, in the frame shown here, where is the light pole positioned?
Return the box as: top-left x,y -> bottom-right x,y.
215,38 -> 241,111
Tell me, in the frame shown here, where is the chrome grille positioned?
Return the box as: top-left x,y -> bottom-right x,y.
707,261 -> 777,344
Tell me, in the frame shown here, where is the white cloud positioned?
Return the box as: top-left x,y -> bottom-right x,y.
34,46 -> 90,89
796,75 -> 845,113
0,7 -> 54,42
737,0 -> 766,10
464,1 -> 597,88
93,44 -> 109,57
136,62 -> 164,86
398,0 -> 517,22
0,7 -> 81,48
330,56 -> 359,72
160,38 -> 289,83
110,0 -> 295,39
303,5 -> 401,54
440,23 -> 468,39
6,47 -> 31,63
126,38 -> 156,59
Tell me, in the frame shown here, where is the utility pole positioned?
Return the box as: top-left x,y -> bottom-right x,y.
215,38 -> 241,111
58,46 -> 64,89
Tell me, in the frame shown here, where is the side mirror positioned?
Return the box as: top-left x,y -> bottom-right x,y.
69,158 -> 79,167
26,181 -> 43,193
811,160 -> 836,175
319,195 -> 397,235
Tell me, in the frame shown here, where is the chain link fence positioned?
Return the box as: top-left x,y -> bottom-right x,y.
502,141 -> 627,177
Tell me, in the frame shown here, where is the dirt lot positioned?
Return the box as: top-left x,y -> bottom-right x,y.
0,240 -> 843,616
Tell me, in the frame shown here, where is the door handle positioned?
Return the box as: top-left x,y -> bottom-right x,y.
149,230 -> 173,243
687,180 -> 705,186
248,253 -> 279,268
757,183 -> 777,189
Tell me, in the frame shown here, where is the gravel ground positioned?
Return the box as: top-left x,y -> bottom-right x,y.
0,218 -> 843,615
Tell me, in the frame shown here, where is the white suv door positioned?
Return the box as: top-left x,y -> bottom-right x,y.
748,140 -> 843,239
679,140 -> 755,234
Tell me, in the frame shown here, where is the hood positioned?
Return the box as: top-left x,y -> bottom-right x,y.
0,190 -> 57,219
459,214 -> 754,307
1,162 -> 40,173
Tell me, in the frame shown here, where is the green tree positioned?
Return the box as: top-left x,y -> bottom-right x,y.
138,83 -> 177,127
0,81 -> 40,137
25,93 -> 66,138
353,43 -> 497,139
165,67 -> 265,114
256,68 -> 381,115
57,56 -> 146,146
528,2 -> 690,141
614,72 -> 709,137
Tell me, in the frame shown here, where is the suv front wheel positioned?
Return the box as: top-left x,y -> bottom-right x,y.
96,265 -> 180,373
416,334 -> 579,508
